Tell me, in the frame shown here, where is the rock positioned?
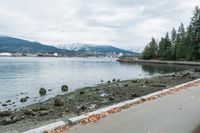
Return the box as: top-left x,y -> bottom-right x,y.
151,84 -> 166,87
61,85 -> 68,92
20,98 -> 27,103
2,103 -> 8,107
112,78 -> 116,82
24,109 -> 34,116
39,88 -> 47,96
48,89 -> 52,91
11,116 -> 24,123
40,105 -> 49,110
190,75 -> 198,79
1,117 -> 12,125
65,108 -> 69,112
25,96 -> 29,99
88,104 -> 97,109
109,96 -> 114,101
107,81 -> 111,83
80,105 -> 87,110
6,100 -> 11,103
79,91 -> 85,95
39,110 -> 48,116
131,93 -> 140,98
54,98 -> 64,106
132,80 -> 138,83
124,84 -> 129,87
0,111 -> 12,116
194,68 -> 200,72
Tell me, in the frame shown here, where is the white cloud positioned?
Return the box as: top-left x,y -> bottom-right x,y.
0,0 -> 199,51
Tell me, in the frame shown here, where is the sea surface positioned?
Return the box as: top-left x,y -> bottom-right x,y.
0,57 -> 190,110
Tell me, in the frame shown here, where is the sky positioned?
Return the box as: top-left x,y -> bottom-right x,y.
0,0 -> 199,51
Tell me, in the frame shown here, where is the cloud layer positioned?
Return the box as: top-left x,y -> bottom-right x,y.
0,0 -> 199,50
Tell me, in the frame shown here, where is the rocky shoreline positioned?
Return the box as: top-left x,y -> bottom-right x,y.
1,69 -> 200,132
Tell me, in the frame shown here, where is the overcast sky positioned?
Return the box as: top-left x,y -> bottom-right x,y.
0,0 -> 199,51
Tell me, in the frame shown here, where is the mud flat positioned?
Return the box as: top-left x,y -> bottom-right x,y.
0,69 -> 200,132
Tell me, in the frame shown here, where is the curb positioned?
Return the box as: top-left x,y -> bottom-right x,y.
23,78 -> 200,133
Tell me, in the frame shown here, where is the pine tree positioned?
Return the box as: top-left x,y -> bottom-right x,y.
175,23 -> 186,60
189,6 -> 200,60
171,28 -> 177,60
142,37 -> 158,59
142,6 -> 200,61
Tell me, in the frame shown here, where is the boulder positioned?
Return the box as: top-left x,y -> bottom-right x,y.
80,105 -> 87,110
39,88 -> 47,96
24,109 -> 34,116
11,116 -> 24,123
79,91 -> 85,95
20,98 -> 27,103
2,103 -> 8,107
0,111 -> 12,116
1,117 -> 12,125
6,100 -> 11,103
61,85 -> 68,92
131,93 -> 140,98
54,98 -> 64,106
39,110 -> 48,116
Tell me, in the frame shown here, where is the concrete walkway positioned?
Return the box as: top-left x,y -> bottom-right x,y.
64,84 -> 200,133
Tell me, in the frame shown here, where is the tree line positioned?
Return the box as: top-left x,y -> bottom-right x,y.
142,6 -> 200,61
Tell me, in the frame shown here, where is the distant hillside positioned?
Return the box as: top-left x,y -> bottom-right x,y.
0,36 -> 137,57
60,43 -> 136,55
0,36 -> 71,55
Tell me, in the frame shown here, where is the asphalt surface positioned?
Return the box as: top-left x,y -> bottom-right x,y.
64,84 -> 200,133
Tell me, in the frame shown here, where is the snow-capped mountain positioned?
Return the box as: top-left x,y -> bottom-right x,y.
59,43 -> 136,55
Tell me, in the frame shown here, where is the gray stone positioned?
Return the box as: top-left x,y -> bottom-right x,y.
54,98 -> 64,106
0,111 -> 12,116
1,117 -> 12,125
61,85 -> 69,91
39,110 -> 48,116
39,88 -> 47,96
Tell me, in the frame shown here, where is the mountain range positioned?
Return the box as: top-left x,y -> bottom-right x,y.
0,36 -> 137,56
59,43 -> 135,55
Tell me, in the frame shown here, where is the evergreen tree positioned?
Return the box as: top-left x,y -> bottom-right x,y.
142,37 -> 158,59
189,6 -> 200,60
142,6 -> 200,61
175,23 -> 186,60
171,28 -> 177,44
171,28 -> 177,60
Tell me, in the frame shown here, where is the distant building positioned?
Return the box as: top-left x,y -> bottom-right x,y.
0,52 -> 12,57
53,52 -> 58,57
118,53 -> 123,57
38,52 -> 59,57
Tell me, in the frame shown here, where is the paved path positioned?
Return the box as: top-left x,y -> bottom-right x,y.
64,84 -> 200,133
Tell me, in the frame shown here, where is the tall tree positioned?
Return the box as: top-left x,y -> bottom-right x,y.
171,28 -> 177,60
142,37 -> 158,59
158,32 -> 173,60
175,23 -> 186,60
171,28 -> 177,44
189,6 -> 200,60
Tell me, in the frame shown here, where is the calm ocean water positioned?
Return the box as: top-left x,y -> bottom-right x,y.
0,57 -> 188,109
